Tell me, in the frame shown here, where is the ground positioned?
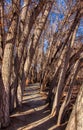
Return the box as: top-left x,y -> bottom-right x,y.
2,83 -> 66,130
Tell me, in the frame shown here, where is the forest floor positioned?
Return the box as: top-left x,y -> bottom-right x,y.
2,83 -> 66,130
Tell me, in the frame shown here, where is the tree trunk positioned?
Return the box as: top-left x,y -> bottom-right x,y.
65,84 -> 83,130
24,0 -> 54,78
57,58 -> 81,125
16,47 -> 27,107
51,45 -> 70,116
0,0 -> 4,70
15,0 -> 48,107
1,0 -> 20,127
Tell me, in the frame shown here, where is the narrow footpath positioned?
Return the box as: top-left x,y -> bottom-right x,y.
3,83 -> 65,130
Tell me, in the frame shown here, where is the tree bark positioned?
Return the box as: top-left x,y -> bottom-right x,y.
65,84 -> 83,130
15,0 -> 48,107
51,45 -> 70,116
24,0 -> 54,78
1,0 -> 20,127
0,0 -> 4,68
57,58 -> 81,125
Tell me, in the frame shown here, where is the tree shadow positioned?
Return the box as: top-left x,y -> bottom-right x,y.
2,84 -> 67,130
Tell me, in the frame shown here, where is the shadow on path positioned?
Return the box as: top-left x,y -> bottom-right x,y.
3,83 -> 65,130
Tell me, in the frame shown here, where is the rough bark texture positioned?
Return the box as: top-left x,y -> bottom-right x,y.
51,46 -> 70,116
1,0 -> 20,127
57,58 -> 81,125
65,84 -> 83,130
0,0 -> 4,69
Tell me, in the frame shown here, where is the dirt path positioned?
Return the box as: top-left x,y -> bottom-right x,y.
2,83 -> 65,130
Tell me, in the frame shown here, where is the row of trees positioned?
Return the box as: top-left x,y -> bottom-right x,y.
0,0 -> 55,127
0,0 -> 83,129
41,1 -> 83,126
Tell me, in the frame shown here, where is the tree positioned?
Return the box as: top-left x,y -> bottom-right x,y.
1,0 -> 20,127
66,84 -> 83,130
